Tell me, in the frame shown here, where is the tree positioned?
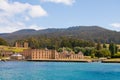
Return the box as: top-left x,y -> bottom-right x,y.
109,43 -> 117,57
0,38 -> 8,46
95,50 -> 103,58
27,37 -> 39,49
74,47 -> 80,53
65,47 -> 72,52
90,49 -> 97,58
57,48 -> 63,52
100,49 -> 111,57
60,38 -> 72,48
84,47 -> 94,56
96,42 -> 102,50
115,45 -> 118,53
73,47 -> 85,54
95,49 -> 110,58
113,52 -> 120,58
103,43 -> 107,48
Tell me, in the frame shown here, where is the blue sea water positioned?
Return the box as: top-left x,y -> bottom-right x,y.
0,61 -> 120,80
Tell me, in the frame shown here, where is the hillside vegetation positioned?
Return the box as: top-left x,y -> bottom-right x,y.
0,26 -> 120,44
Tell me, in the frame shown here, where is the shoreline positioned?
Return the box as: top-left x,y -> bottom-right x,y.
27,59 -> 92,63
102,59 -> 120,63
2,58 -> 120,63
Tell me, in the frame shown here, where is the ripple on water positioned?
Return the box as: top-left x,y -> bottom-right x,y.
0,61 -> 120,80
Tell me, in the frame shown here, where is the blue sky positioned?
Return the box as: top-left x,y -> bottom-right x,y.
0,0 -> 120,33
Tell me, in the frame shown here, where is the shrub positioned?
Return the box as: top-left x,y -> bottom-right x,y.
113,52 -> 120,58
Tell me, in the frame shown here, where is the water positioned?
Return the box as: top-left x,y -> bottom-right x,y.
0,61 -> 120,80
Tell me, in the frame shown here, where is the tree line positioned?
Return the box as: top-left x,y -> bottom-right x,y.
0,37 -> 8,46
0,36 -> 120,58
14,36 -> 120,58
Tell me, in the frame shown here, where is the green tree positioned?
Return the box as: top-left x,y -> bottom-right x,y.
95,50 -> 102,58
84,47 -> 94,56
96,42 -> 102,50
65,47 -> 72,52
95,49 -> 111,58
74,47 -> 86,54
100,49 -> 111,57
57,48 -> 63,52
74,47 -> 81,54
109,43 -> 117,57
103,43 -> 107,48
60,38 -> 72,48
0,38 -> 8,46
90,49 -> 97,58
113,52 -> 120,58
115,45 -> 118,53
28,37 -> 39,49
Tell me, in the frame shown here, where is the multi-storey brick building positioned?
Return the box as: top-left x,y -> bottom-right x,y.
22,49 -> 84,60
21,49 -> 56,60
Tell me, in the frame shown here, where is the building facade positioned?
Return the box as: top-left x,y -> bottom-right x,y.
10,53 -> 23,60
22,49 -> 84,60
0,50 -> 13,57
15,41 -> 28,48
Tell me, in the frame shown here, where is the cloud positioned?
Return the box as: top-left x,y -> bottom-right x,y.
0,21 -> 26,33
29,25 -> 45,30
0,0 -> 47,33
0,20 -> 45,33
0,0 -> 47,18
41,0 -> 75,5
29,5 -> 47,18
25,16 -> 30,21
110,23 -> 120,28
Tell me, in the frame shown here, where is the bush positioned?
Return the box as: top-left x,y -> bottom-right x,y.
74,47 -> 85,54
57,47 -> 73,53
57,48 -> 63,52
100,49 -> 111,57
95,49 -> 111,58
113,52 -> 120,58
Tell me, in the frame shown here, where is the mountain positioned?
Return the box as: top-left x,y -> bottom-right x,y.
12,29 -> 36,35
0,26 -> 120,43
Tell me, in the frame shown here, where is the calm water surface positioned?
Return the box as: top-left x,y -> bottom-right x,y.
0,61 -> 120,80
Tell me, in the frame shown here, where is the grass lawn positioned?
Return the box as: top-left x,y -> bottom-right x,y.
104,58 -> 120,61
0,45 -> 28,53
102,58 -> 120,63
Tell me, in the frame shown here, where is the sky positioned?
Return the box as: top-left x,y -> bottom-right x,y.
0,0 -> 120,33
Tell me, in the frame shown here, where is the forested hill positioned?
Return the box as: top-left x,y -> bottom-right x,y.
0,26 -> 120,43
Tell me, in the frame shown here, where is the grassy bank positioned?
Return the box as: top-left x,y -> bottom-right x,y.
0,45 -> 28,53
102,58 -> 120,63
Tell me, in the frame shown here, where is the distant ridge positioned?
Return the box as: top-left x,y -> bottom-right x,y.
0,26 -> 120,43
12,29 -> 37,35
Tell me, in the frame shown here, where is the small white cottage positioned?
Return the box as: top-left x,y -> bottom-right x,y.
11,53 -> 23,60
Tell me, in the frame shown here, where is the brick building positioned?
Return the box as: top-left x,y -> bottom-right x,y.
21,49 -> 56,60
22,49 -> 84,60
